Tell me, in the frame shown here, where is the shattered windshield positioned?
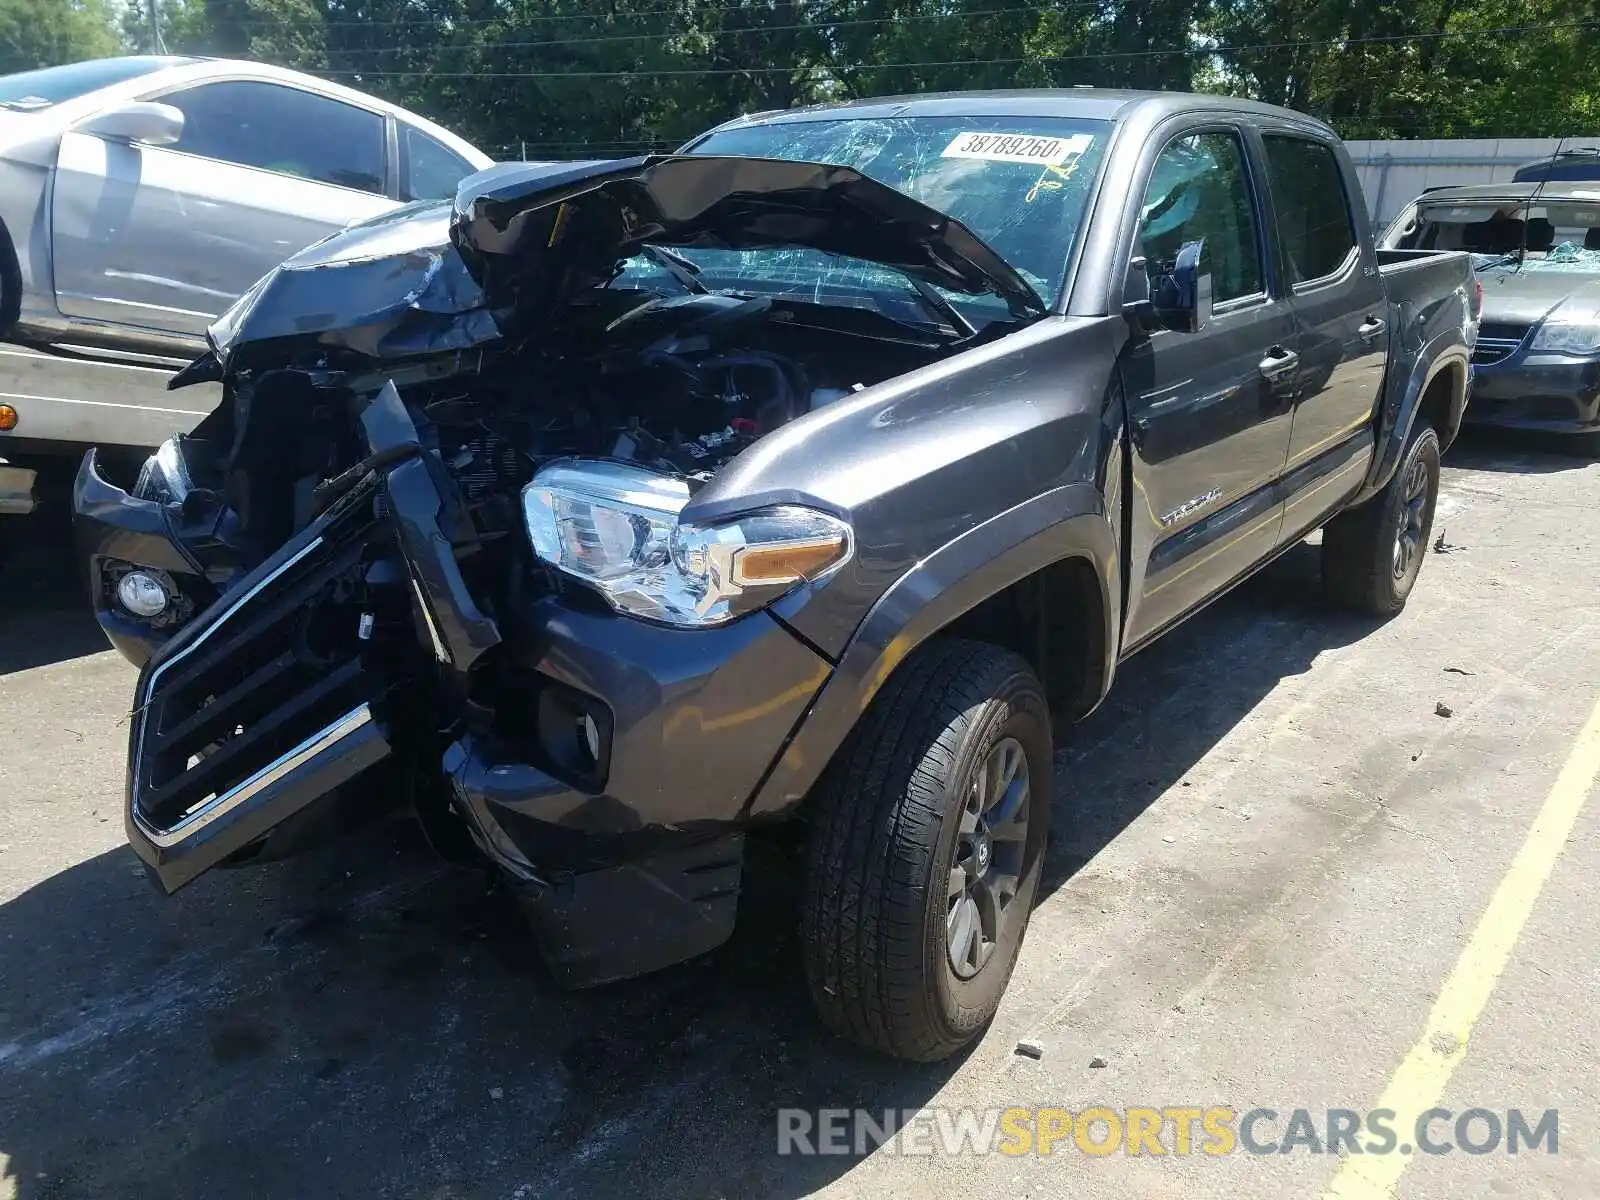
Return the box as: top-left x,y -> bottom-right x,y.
628,115 -> 1110,324
1399,199 -> 1600,273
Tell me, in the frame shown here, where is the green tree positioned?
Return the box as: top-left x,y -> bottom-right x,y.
115,0 -> 1600,154
0,0 -> 119,74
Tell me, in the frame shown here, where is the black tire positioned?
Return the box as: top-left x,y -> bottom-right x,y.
801,638 -> 1051,1061
1322,418 -> 1441,615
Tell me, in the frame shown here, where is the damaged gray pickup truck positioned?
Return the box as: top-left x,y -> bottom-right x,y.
74,91 -> 1476,1061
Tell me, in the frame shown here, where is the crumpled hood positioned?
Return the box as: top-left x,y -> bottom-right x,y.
193,200 -> 499,377
1478,267 -> 1600,328
450,154 -> 1046,314
190,153 -> 1044,381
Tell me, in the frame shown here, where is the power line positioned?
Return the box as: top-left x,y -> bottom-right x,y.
327,4 -> 1064,57
230,0 -> 1157,31
316,19 -> 1600,78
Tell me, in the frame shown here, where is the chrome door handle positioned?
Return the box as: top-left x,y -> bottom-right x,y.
1358,316 -> 1387,339
1258,347 -> 1299,380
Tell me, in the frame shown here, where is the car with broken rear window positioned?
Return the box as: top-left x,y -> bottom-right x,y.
74,91 -> 1476,1062
1384,181 -> 1600,450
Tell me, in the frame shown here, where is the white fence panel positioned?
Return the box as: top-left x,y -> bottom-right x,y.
1345,137 -> 1600,230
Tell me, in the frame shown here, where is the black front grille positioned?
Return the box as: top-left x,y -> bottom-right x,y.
1472,340 -> 1520,366
1472,323 -> 1528,367
131,495 -> 402,835
1478,323 -> 1531,343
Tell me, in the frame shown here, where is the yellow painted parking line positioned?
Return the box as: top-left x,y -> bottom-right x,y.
1324,691 -> 1600,1199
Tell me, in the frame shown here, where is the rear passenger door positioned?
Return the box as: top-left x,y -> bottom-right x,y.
1121,126 -> 1297,647
1258,131 -> 1388,540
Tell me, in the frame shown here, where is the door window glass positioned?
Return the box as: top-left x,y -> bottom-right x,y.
1262,135 -> 1358,283
402,124 -> 477,201
1140,131 -> 1263,303
161,81 -> 386,195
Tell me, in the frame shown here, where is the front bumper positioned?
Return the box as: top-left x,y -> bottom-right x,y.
78,382 -> 838,982
445,597 -> 831,984
72,449 -> 220,665
1467,349 -> 1600,434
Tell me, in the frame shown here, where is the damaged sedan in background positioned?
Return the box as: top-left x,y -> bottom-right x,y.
1383,180 -> 1600,450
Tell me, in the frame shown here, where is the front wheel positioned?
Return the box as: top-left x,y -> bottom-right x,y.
1321,419 -> 1441,616
801,638 -> 1051,1061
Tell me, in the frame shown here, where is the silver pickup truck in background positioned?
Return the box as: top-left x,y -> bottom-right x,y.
0,55 -> 490,517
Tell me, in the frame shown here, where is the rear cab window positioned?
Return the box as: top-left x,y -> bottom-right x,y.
1261,135 -> 1358,285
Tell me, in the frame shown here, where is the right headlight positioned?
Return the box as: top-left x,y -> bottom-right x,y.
1530,297 -> 1600,354
521,459 -> 852,628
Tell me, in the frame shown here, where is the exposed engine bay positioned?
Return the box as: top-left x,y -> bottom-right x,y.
169,289 -> 942,567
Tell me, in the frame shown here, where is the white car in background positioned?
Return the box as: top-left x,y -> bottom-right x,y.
0,54 -> 492,484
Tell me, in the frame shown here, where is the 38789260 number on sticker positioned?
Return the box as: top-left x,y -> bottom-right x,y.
940,131 -> 1095,167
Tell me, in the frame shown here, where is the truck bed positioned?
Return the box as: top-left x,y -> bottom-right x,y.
1377,247 -> 1476,309
1375,248 -> 1478,440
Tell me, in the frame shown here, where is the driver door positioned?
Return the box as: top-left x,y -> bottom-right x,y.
50,79 -> 395,341
1120,126 -> 1298,647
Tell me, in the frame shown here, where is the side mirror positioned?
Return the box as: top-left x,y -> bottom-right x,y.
1150,238 -> 1211,333
77,102 -> 185,147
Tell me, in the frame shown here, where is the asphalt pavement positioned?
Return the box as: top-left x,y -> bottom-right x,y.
1,430 -> 1596,1199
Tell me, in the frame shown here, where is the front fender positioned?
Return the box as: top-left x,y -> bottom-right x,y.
743,482 -> 1117,820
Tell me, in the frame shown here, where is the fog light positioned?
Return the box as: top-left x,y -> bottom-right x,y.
116,570 -> 171,618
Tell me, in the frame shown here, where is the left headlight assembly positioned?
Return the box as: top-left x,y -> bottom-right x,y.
522,459 -> 851,627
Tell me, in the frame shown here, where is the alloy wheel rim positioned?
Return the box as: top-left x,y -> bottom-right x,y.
1392,457 -> 1430,581
947,736 -> 1031,979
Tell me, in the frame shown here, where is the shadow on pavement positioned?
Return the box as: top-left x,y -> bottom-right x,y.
1444,425 -> 1598,474
0,543 -> 1384,1199
0,462 -> 108,677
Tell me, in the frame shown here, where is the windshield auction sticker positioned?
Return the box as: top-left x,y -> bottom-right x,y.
941,131 -> 1093,167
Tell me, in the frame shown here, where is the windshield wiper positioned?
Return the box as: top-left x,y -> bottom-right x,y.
901,275 -> 978,338
639,244 -> 707,294
1472,250 -> 1524,272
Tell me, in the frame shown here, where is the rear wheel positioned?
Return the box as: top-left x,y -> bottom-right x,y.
801,638 -> 1051,1061
1322,419 -> 1441,615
